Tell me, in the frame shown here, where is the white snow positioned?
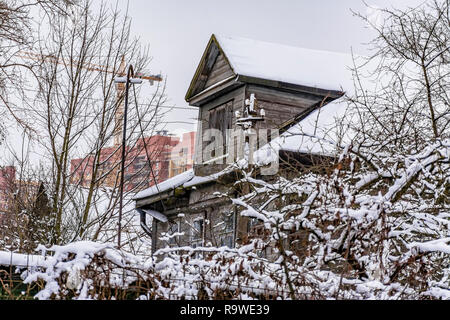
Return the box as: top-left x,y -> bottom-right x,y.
0,250 -> 46,268
135,98 -> 349,201
215,34 -> 360,93
20,241 -> 143,299
133,169 -> 195,200
409,238 -> 450,255
134,167 -> 234,200
277,98 -> 348,154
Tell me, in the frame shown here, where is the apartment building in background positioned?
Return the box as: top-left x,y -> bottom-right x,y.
70,131 -> 196,192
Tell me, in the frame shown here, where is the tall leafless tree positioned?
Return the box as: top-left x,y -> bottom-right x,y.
4,0 -> 170,250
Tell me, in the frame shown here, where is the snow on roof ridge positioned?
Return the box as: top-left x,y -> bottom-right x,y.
214,34 -> 352,58
213,33 -> 358,92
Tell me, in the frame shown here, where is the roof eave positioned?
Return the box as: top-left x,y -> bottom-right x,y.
236,74 -> 344,98
135,189 -> 174,208
187,75 -> 242,106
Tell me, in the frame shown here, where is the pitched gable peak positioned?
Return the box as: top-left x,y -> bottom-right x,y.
186,34 -> 355,103
185,34 -> 236,102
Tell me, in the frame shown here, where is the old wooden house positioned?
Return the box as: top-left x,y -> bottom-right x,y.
133,34 -> 354,255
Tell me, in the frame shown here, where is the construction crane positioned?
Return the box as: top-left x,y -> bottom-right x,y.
16,51 -> 163,145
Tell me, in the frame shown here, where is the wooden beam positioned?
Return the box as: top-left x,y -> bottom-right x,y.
237,75 -> 344,98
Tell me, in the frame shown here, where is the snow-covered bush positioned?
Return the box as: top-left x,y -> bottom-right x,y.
224,138 -> 449,299
19,141 -> 450,301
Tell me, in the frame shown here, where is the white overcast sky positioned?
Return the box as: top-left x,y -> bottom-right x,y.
114,0 -> 425,134
0,0 -> 427,167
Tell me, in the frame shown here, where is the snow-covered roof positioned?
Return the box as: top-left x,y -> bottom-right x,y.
275,97 -> 348,155
133,169 -> 195,200
136,36 -> 360,202
214,34 -> 357,93
133,168 -> 225,201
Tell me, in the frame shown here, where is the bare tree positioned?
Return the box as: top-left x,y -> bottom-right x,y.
6,0 -> 169,248
7,0 -> 449,300
350,0 -> 449,156
0,0 -> 74,136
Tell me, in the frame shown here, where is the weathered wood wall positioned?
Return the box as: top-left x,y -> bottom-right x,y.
244,84 -> 326,131
204,52 -> 234,89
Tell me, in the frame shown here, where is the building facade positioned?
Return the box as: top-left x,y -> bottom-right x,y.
134,34 -> 352,256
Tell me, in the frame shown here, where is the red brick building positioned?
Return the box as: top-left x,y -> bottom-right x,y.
0,166 -> 43,216
70,131 -> 196,192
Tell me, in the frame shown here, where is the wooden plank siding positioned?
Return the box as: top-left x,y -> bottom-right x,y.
195,86 -> 245,176
244,84 -> 326,130
193,82 -> 332,176
141,34 -> 352,256
204,52 -> 235,89
190,44 -> 220,97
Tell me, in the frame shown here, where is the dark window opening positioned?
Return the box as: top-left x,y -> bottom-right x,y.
208,100 -> 233,157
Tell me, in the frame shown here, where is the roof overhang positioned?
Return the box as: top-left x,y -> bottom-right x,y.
137,207 -> 168,223
236,75 -> 344,99
135,189 -> 174,208
187,76 -> 243,106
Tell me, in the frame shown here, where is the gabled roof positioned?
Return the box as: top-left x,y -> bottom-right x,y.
135,36 -> 359,204
185,34 -> 236,102
185,34 -> 356,102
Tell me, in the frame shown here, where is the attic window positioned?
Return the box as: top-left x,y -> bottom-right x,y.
207,100 -> 233,157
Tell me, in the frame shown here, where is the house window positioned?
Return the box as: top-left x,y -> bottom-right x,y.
207,100 -> 233,157
223,211 -> 234,233
168,220 -> 180,246
191,218 -> 204,248
220,235 -> 233,248
217,211 -> 234,248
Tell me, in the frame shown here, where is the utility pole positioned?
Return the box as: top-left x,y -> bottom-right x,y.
16,50 -> 163,248
114,64 -> 160,249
